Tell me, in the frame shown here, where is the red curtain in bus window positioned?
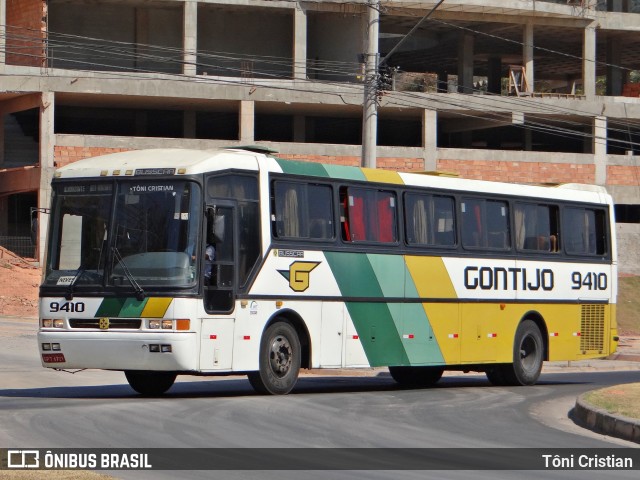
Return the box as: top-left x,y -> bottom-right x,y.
349,194 -> 366,241
474,204 -> 482,236
341,195 -> 352,241
377,195 -> 394,242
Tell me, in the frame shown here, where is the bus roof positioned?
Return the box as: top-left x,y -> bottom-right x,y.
54,147 -> 611,205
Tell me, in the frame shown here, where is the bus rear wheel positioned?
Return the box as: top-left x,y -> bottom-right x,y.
388,366 -> 444,387
488,320 -> 543,386
248,320 -> 301,395
125,371 -> 177,396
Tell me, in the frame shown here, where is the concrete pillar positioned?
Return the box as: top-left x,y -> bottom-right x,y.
606,36 -> 623,96
523,22 -> 534,93
184,110 -> 196,139
487,57 -> 502,95
583,26 -> 596,99
293,4 -> 307,80
183,0 -> 198,76
422,109 -> 437,171
0,0 -> 5,68
293,115 -> 305,143
594,115 -> 607,186
457,33 -> 474,94
38,92 -> 55,264
239,100 -> 254,143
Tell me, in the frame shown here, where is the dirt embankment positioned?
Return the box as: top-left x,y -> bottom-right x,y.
0,255 -> 40,318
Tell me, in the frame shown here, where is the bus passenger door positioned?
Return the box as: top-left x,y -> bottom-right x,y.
200,203 -> 238,370
204,204 -> 237,313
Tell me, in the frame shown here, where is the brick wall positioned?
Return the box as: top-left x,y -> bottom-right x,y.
53,147 -> 611,187
437,159 -> 595,184
607,165 -> 640,186
54,146 -> 131,168
6,0 -> 47,67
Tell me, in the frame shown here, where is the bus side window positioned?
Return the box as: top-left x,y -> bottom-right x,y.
273,181 -> 334,240
461,199 -> 482,248
563,207 -> 606,255
405,193 -> 455,247
515,203 -> 559,253
340,187 -> 397,243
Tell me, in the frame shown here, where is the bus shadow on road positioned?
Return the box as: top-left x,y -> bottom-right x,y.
0,373 -> 593,400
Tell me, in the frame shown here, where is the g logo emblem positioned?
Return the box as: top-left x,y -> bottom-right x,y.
99,317 -> 110,330
278,261 -> 320,292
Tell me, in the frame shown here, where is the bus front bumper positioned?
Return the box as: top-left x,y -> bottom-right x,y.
37,331 -> 199,371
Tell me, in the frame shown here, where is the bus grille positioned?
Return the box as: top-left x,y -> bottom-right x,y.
69,318 -> 142,329
580,304 -> 605,352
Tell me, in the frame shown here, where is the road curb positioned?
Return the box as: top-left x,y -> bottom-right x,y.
573,394 -> 640,444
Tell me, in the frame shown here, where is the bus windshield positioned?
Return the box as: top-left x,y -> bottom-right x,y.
44,180 -> 201,289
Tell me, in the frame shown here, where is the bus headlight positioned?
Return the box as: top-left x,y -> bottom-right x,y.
147,319 -> 190,330
42,319 -> 64,328
148,319 -> 175,330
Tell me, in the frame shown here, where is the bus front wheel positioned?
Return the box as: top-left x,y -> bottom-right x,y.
125,370 -> 177,396
388,366 -> 444,387
248,320 -> 301,395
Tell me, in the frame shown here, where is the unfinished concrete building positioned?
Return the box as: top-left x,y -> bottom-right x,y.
1,0 -> 640,271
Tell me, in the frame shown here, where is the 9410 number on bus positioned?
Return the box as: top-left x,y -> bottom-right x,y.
571,271 -> 607,291
49,301 -> 85,313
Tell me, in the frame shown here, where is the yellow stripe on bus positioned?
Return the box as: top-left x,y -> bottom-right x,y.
362,168 -> 404,185
405,256 -> 457,299
140,298 -> 173,318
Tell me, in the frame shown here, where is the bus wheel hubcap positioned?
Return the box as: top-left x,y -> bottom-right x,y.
520,336 -> 537,370
269,335 -> 292,376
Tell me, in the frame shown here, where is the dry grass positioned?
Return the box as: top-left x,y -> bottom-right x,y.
617,276 -> 640,335
583,383 -> 640,420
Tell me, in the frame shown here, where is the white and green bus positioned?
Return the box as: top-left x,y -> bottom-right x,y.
38,147 -> 618,395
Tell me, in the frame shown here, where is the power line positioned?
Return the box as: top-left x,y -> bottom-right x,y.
2,24 -> 640,152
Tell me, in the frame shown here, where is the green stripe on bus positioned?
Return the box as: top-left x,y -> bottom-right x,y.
325,252 -> 408,366
367,254 -> 405,297
120,297 -> 148,317
401,302 -> 446,365
401,258 -> 445,364
325,251 -> 385,298
326,251 -> 445,366
345,301 -> 409,366
275,159 -> 329,177
95,297 -> 128,317
323,164 -> 367,181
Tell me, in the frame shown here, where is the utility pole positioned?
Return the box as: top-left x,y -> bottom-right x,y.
361,0 -> 445,168
361,0 -> 379,169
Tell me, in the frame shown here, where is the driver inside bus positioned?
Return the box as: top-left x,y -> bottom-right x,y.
204,242 -> 215,284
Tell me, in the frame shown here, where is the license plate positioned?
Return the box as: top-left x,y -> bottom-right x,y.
42,353 -> 66,363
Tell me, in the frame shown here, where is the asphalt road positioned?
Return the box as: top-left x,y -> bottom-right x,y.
1,316 -> 639,480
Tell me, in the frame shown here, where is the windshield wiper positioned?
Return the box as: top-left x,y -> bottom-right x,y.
111,247 -> 146,301
65,266 -> 86,301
